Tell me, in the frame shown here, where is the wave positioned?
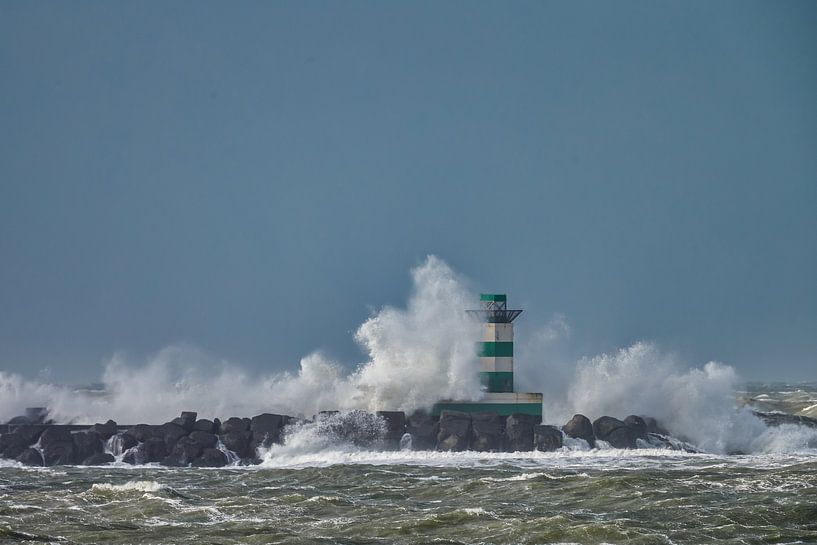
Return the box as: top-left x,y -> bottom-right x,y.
0,256 -> 482,423
1,256 -> 815,457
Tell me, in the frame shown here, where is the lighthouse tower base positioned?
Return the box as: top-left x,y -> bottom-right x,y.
432,392 -> 543,419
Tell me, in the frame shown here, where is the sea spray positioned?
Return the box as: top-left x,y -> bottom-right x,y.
0,256 -> 482,423
258,411 -> 388,462
1,256 -> 815,456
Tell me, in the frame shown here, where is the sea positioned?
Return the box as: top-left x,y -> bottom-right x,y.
1,383 -> 816,545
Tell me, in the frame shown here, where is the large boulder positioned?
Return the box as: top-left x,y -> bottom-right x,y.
624,415 -> 648,441
642,416 -> 670,435
0,425 -> 46,459
406,412 -> 438,450
161,436 -> 204,467
89,420 -> 118,441
123,436 -> 167,464
505,414 -> 540,452
192,448 -> 228,467
563,414 -> 596,448
125,424 -> 159,443
189,431 -> 218,449
534,425 -> 563,452
436,410 -> 471,451
117,433 -> 138,453
82,452 -> 115,465
39,427 -> 75,465
470,413 -> 504,452
250,413 -> 289,449
159,422 -> 188,452
72,431 -> 103,463
220,430 -> 252,459
193,419 -> 217,434
220,417 -> 249,435
142,437 -> 168,462
16,447 -> 43,466
376,411 -> 406,451
15,425 -> 47,444
593,416 -> 637,449
172,412 -> 198,433
0,432 -> 32,460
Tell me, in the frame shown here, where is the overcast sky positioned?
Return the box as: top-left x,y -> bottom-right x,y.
1,1 -> 815,382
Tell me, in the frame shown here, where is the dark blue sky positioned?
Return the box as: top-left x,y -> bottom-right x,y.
1,1 -> 815,382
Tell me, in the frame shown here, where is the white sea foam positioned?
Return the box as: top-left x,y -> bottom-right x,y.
89,480 -> 166,494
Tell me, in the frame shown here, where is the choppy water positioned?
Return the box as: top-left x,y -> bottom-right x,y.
2,383 -> 817,545
2,449 -> 816,545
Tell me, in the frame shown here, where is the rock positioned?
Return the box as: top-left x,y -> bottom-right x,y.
122,449 -> 138,465
82,452 -> 115,465
376,411 -> 406,450
118,433 -> 138,452
470,413 -> 504,452
642,416 -> 670,435
161,436 -> 204,467
192,448 -> 228,467
193,419 -> 217,433
0,432 -> 31,459
624,415 -> 648,440
72,431 -> 103,463
39,427 -> 75,465
142,437 -> 168,462
436,410 -> 471,451
189,431 -> 218,449
220,430 -> 252,458
505,414 -> 540,452
89,420 -> 118,441
250,413 -> 289,449
0,425 -> 47,459
159,422 -> 188,452
172,411 -> 198,433
13,425 -> 47,446
534,425 -> 563,452
406,412 -> 438,450
122,436 -> 167,464
125,424 -> 158,443
16,447 -> 43,466
220,417 -> 249,435
7,415 -> 33,425
563,414 -> 596,448
593,416 -> 636,449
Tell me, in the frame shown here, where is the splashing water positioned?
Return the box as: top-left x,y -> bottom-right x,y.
0,256 -> 814,456
0,256 -> 482,423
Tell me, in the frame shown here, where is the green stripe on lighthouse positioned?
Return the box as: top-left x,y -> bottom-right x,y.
478,341 -> 513,357
479,372 -> 514,393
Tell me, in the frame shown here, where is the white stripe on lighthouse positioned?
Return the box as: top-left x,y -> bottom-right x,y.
481,357 -> 514,372
482,323 -> 514,342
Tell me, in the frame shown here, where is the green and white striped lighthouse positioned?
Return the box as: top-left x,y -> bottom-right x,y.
471,294 -> 521,393
432,292 -> 543,418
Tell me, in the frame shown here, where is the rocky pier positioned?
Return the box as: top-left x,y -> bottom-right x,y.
0,406 -> 728,467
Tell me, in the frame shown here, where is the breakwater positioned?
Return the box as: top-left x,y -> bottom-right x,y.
2,408 -> 815,467
0,409 -> 678,467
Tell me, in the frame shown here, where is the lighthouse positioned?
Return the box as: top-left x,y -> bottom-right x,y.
433,293 -> 543,418
470,293 -> 520,393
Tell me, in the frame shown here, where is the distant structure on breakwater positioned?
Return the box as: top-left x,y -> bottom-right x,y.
433,293 -> 543,417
